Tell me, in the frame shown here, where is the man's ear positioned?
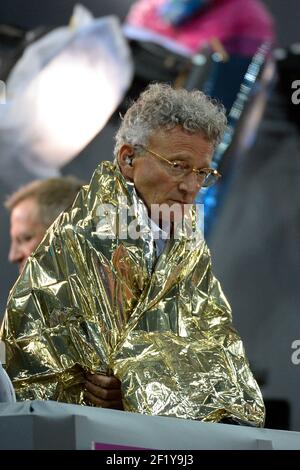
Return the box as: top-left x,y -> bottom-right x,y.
118,144 -> 135,181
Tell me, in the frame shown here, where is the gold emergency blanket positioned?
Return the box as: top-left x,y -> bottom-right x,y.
2,162 -> 265,426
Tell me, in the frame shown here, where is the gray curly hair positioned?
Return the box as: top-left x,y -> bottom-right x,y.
114,82 -> 227,158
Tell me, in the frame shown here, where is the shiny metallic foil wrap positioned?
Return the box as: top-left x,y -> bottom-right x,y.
2,162 -> 265,426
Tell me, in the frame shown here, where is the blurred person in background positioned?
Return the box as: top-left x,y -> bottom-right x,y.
5,177 -> 84,275
124,0 -> 274,59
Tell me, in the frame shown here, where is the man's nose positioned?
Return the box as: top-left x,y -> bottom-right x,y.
178,172 -> 200,198
8,242 -> 23,265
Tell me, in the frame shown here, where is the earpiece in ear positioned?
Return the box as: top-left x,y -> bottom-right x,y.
125,156 -> 133,166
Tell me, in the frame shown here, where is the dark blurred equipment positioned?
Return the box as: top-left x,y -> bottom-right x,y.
120,39 -> 191,108
120,37 -> 231,113
0,24 -> 26,81
0,23 -> 50,81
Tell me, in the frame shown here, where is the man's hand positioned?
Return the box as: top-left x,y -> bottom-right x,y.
85,373 -> 123,410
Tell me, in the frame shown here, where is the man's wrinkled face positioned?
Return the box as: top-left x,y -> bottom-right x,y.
9,197 -> 46,274
129,127 -> 213,223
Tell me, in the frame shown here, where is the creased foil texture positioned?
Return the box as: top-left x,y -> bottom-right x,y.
2,162 -> 265,426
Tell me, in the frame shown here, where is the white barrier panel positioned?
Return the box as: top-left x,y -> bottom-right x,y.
1,401 -> 300,450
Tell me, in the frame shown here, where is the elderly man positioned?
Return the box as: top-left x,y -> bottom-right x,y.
2,83 -> 264,425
